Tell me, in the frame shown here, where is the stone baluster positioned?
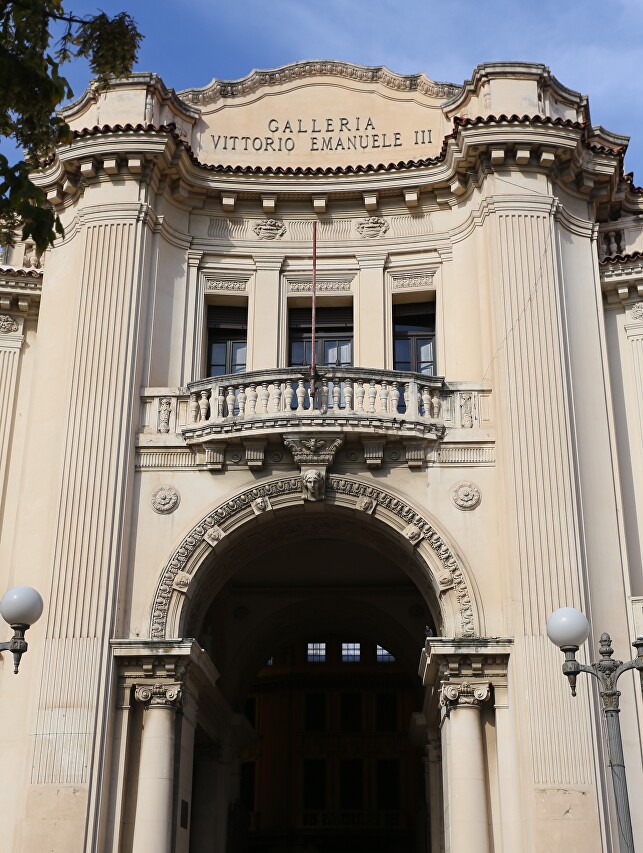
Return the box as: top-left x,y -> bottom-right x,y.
131,683 -> 183,853
284,380 -> 294,411
355,379 -> 365,412
271,383 -> 282,413
344,378 -> 353,412
296,379 -> 306,411
421,385 -> 431,418
259,382 -> 270,414
226,386 -> 235,418
430,389 -> 442,420
247,384 -> 258,417
216,384 -> 225,419
403,382 -> 411,413
320,379 -> 329,414
390,382 -> 400,414
367,380 -> 377,413
237,385 -> 246,419
380,380 -> 389,414
189,392 -> 199,424
198,390 -> 209,422
332,381 -> 341,413
608,230 -> 618,256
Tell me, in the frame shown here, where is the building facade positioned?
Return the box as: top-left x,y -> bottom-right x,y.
0,60 -> 642,853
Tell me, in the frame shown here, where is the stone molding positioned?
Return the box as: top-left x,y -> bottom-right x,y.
179,61 -> 461,106
149,474 -> 480,641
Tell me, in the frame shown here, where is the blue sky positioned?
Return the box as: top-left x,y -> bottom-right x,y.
8,0 -> 643,179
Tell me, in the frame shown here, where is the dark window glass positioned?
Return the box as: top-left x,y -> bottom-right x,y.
245,697 -> 256,728
339,759 -> 363,810
305,693 -> 327,731
340,694 -> 362,732
207,305 -> 248,377
376,693 -> 398,732
303,759 -> 326,809
289,306 -> 353,368
240,762 -> 256,811
393,303 -> 435,376
376,759 -> 400,809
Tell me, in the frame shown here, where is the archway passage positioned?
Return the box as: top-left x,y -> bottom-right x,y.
187,511 -> 440,853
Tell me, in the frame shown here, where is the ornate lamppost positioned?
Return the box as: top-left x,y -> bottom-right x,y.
0,586 -> 43,674
547,607 -> 643,853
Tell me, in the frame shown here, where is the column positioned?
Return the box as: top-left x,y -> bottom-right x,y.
355,253 -> 387,368
249,256 -> 282,368
131,682 -> 182,853
426,736 -> 444,853
0,312 -> 24,506
440,681 -> 491,853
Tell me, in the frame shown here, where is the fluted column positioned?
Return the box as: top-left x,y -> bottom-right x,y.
0,313 -> 24,504
440,681 -> 491,853
426,736 -> 444,853
131,682 -> 182,853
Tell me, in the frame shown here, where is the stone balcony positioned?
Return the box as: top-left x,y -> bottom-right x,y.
138,367 -> 493,471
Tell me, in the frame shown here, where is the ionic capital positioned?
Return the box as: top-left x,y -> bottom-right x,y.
134,682 -> 182,710
440,680 -> 490,713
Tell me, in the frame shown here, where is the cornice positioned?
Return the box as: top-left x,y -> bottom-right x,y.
600,252 -> 643,304
178,60 -> 461,107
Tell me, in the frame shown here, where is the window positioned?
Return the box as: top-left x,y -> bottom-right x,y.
289,306 -> 353,369
376,645 -> 395,663
339,760 -> 363,810
207,305 -> 248,377
376,693 -> 398,731
303,759 -> 326,809
376,760 -> 400,809
340,693 -> 362,731
305,693 -> 327,731
393,302 -> 435,375
341,641 -> 360,663
307,641 -> 326,663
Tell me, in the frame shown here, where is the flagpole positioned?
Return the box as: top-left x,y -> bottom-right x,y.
310,220 -> 317,408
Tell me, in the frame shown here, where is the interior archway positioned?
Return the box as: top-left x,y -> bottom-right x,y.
185,506 -> 441,853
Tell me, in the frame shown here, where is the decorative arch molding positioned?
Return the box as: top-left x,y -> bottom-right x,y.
149,474 -> 484,641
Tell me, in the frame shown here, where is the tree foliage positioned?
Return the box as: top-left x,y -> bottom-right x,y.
0,1 -> 142,253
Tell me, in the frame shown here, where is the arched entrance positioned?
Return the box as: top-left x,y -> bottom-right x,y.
191,519 -> 434,853
114,475 -> 502,853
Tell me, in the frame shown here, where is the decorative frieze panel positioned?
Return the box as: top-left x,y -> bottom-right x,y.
203,277 -> 248,292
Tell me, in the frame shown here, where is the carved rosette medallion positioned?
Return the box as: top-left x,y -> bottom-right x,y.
135,682 -> 182,709
451,481 -> 481,511
253,219 -> 286,240
356,217 -> 389,239
151,485 -> 180,514
440,681 -> 490,712
0,314 -> 19,334
631,301 -> 643,321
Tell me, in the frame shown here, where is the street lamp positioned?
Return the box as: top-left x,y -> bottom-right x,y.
547,607 -> 643,853
0,586 -> 43,674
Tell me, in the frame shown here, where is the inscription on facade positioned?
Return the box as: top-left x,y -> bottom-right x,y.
212,115 -> 431,156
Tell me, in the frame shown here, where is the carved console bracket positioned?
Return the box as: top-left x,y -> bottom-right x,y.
283,433 -> 343,471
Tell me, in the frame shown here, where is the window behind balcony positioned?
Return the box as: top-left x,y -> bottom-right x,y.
207,305 -> 248,377
393,303 -> 435,375
289,306 -> 353,368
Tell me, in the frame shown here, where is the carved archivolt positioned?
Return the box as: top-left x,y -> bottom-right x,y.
149,475 -> 479,641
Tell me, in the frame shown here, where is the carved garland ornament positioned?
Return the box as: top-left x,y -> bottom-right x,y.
357,217 -> 389,239
631,302 -> 643,321
253,219 -> 286,240
150,475 -> 476,640
0,314 -> 19,333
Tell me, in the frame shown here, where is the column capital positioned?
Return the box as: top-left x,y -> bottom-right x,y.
440,680 -> 491,713
135,682 -> 182,709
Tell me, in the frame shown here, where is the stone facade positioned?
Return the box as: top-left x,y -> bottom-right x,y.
0,60 -> 642,852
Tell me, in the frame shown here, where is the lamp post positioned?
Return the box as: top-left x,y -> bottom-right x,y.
547,607 -> 643,853
0,586 -> 43,674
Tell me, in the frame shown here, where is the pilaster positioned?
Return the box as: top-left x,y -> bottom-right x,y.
249,256 -> 282,368
0,313 -> 25,514
356,253 -> 388,368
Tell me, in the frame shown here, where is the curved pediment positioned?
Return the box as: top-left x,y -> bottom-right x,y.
179,60 -> 459,169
